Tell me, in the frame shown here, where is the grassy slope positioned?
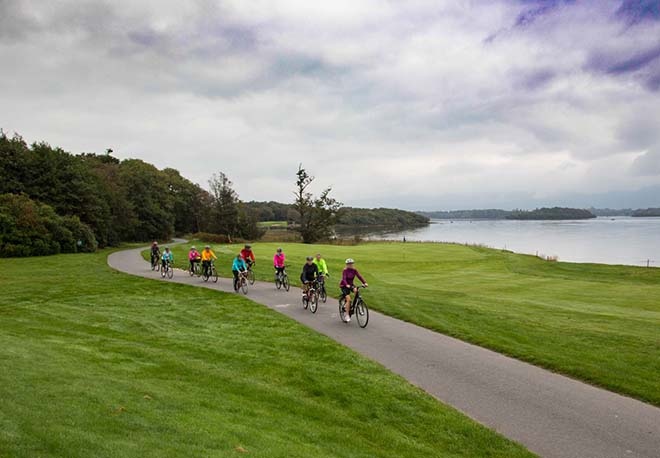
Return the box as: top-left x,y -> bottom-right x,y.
163,241 -> 660,406
0,251 -> 531,458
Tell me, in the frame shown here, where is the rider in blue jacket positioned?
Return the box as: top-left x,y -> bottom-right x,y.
232,254 -> 247,290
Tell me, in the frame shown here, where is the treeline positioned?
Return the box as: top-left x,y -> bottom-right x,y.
244,201 -> 297,222
336,207 -> 429,227
420,207 -> 629,220
507,207 -> 596,220
0,133 -> 261,257
589,208 -> 634,217
632,208 -> 660,217
245,201 -> 429,228
419,209 -> 511,220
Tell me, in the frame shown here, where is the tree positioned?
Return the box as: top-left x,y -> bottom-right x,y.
162,168 -> 208,235
118,159 -> 175,241
293,164 -> 341,243
208,173 -> 240,238
206,172 -> 263,240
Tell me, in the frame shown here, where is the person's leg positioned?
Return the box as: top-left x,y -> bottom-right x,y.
233,270 -> 239,289
342,288 -> 352,319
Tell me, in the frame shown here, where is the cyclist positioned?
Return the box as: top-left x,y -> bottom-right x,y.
150,241 -> 160,267
161,247 -> 174,270
200,245 -> 217,277
232,253 -> 247,291
300,256 -> 319,295
273,247 -> 286,281
340,258 -> 368,323
241,243 -> 257,269
241,244 -> 256,268
313,253 -> 329,284
188,246 -> 201,273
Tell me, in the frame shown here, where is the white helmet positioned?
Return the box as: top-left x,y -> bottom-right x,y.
345,258 -> 355,264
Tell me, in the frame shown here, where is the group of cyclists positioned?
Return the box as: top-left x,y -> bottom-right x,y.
149,241 -> 368,324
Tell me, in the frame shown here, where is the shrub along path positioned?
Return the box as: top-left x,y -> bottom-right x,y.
111,245 -> 660,458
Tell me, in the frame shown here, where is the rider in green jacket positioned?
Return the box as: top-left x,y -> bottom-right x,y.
313,253 -> 329,277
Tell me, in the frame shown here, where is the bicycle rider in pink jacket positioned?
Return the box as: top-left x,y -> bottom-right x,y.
273,247 -> 286,280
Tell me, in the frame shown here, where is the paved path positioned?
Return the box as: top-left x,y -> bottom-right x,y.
109,247 -> 660,458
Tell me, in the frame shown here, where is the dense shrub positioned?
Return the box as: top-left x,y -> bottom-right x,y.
192,232 -> 233,244
0,194 -> 97,257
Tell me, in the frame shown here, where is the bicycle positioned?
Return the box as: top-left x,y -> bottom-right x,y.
302,282 -> 319,313
275,267 -> 290,291
246,261 -> 256,285
160,260 -> 174,279
151,253 -> 160,272
234,270 -> 249,295
189,261 -> 201,277
339,286 -> 369,328
202,261 -> 218,283
315,274 -> 328,303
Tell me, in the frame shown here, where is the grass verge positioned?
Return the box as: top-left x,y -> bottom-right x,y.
0,250 -> 532,457
159,240 -> 660,406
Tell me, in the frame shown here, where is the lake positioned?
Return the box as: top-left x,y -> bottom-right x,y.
364,217 -> 660,267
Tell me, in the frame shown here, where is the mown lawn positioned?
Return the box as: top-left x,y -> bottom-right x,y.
161,241 -> 660,406
0,251 -> 532,458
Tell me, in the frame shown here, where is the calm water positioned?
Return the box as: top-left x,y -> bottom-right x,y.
366,217 -> 660,267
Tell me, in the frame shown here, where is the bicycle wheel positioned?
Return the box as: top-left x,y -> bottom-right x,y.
283,275 -> 290,291
310,291 -> 318,313
167,265 -> 174,279
320,285 -> 327,303
247,269 -> 255,285
202,269 -> 209,282
160,266 -> 166,278
211,266 -> 218,283
302,294 -> 309,310
241,279 -> 248,295
155,262 -> 160,272
338,298 -> 348,323
356,299 -> 369,328
188,265 -> 194,276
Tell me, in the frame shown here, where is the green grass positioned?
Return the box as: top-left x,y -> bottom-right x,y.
257,221 -> 288,228
161,241 -> 660,406
0,251 -> 532,458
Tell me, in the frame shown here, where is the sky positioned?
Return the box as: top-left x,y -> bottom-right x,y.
1,0 -> 660,210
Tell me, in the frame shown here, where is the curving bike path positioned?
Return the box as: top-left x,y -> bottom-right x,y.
108,246 -> 660,458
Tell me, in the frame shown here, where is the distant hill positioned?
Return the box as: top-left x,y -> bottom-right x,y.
507,207 -> 596,220
632,208 -> 660,217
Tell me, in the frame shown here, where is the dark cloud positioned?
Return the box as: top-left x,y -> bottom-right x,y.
514,0 -> 576,27
516,68 -> 556,90
587,44 -> 660,91
616,0 -> 660,25
600,45 -> 660,75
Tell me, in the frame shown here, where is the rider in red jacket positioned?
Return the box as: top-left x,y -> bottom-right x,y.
241,244 -> 255,267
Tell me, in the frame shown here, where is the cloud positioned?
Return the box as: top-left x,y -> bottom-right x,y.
1,0 -> 660,209
631,150 -> 660,176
